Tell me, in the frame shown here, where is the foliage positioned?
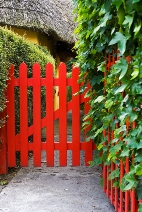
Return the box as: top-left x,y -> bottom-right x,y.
73,0 -> 142,207
0,26 -> 55,129
66,58 -> 76,72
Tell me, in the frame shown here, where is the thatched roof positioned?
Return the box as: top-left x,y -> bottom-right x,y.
0,0 -> 76,44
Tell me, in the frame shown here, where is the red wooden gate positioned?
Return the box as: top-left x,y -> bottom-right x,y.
6,62 -> 95,168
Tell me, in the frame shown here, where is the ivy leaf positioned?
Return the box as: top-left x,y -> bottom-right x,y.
137,140 -> 142,150
115,84 -> 128,94
124,181 -> 137,190
138,203 -> 142,212
112,0 -> 122,10
90,75 -> 102,86
109,32 -> 127,55
112,58 -> 128,80
132,0 -> 140,3
120,147 -> 130,157
124,172 -> 136,183
98,143 -> 103,150
131,68 -> 139,79
118,58 -> 128,80
94,95 -> 105,103
135,153 -> 142,163
129,111 -> 138,122
108,168 -> 120,180
125,137 -> 138,149
105,99 -> 113,109
136,164 -> 142,175
123,15 -> 133,28
137,185 -> 142,200
119,112 -> 128,122
134,21 -> 141,36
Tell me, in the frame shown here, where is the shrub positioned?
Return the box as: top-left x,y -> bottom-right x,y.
0,26 -> 55,129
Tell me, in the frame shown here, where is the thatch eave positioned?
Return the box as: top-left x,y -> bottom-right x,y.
0,0 -> 77,44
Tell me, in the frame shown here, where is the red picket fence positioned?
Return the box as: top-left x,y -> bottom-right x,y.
102,53 -> 142,212
4,62 -> 95,169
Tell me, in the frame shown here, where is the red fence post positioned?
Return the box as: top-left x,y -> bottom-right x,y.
59,63 -> 67,166
7,65 -> 16,167
83,83 -> 93,166
19,63 -> 28,166
46,63 -> 54,166
72,66 -> 80,166
33,63 -> 41,166
0,110 -> 7,174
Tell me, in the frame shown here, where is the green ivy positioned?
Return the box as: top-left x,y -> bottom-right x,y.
73,0 -> 142,208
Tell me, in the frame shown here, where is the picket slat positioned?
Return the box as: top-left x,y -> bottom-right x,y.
59,63 -> 67,166
20,63 -> 28,166
33,63 -> 41,166
84,99 -> 92,166
72,67 -> 80,166
46,63 -> 54,166
7,65 -> 16,167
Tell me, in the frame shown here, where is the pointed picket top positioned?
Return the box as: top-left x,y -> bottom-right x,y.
46,63 -> 54,75
19,62 -> 27,75
59,62 -> 67,79
59,62 -> 66,70
19,62 -> 27,69
32,62 -> 41,70
32,63 -> 41,77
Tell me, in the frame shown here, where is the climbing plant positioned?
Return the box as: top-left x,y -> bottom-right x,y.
73,0 -> 142,210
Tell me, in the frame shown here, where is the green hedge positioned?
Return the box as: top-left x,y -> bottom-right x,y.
0,26 -> 55,128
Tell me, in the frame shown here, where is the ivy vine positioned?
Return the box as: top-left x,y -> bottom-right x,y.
73,0 -> 142,210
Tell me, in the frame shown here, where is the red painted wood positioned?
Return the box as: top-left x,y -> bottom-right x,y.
72,66 -> 80,166
59,63 -> 67,166
7,65 -> 16,167
46,63 -> 54,166
19,63 -> 28,166
33,63 -> 41,166
120,160 -> 124,211
103,130 -> 107,193
131,190 -> 136,212
111,162 -> 115,203
115,164 -> 118,211
0,110 -> 7,174
14,78 -> 72,87
107,128 -> 111,197
84,98 -> 93,166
